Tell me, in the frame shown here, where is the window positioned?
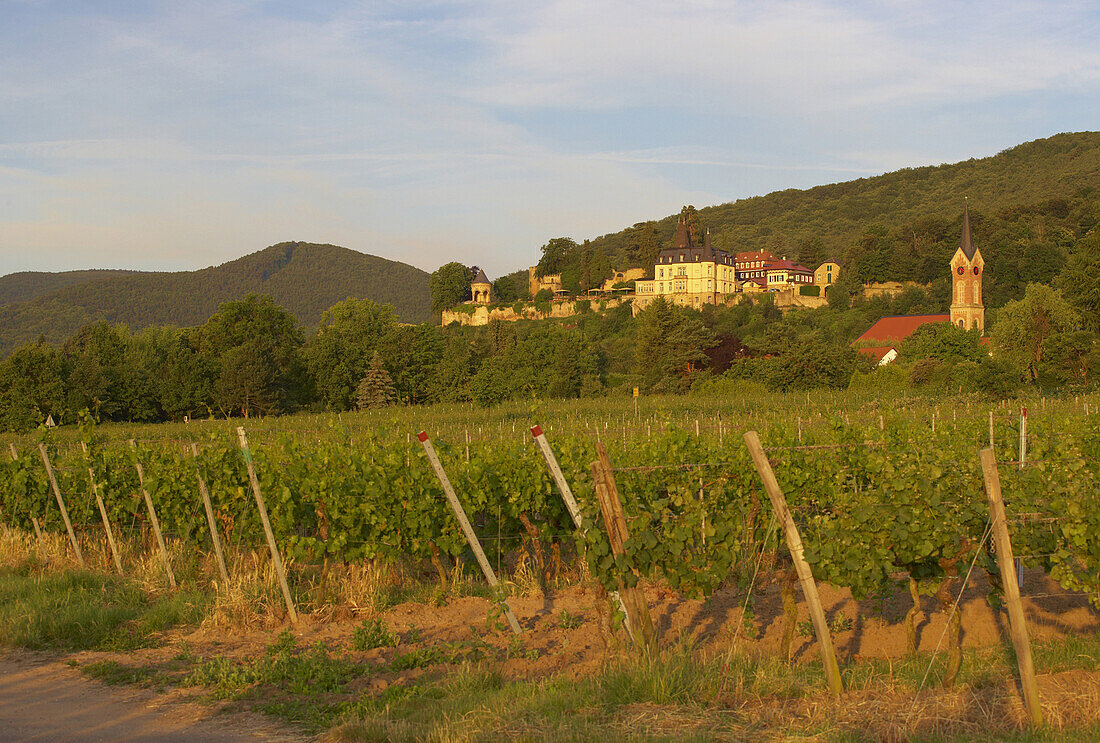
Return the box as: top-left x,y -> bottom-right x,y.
973,284 -> 979,304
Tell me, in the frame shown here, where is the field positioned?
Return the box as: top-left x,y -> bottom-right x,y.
1,388 -> 1099,741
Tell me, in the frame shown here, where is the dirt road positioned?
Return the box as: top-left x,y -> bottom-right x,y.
0,654 -> 305,743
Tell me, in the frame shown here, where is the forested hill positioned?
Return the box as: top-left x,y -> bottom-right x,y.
580,132 -> 1100,304
0,243 -> 431,356
0,269 -> 142,306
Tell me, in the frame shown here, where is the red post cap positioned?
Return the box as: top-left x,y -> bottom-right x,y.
530,425 -> 543,438
417,431 -> 428,442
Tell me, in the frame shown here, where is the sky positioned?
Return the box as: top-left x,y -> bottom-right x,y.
1,1 -> 1098,279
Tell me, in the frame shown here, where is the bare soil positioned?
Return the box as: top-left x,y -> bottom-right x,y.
3,567 -> 1097,741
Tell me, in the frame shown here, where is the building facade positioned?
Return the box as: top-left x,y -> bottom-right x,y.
764,259 -> 815,289
528,266 -> 563,297
814,260 -> 840,290
633,222 -> 738,310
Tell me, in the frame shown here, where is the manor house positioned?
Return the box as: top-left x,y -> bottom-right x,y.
632,217 -> 838,311
632,220 -> 738,310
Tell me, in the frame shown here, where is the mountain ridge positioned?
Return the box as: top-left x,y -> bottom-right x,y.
0,243 -> 431,356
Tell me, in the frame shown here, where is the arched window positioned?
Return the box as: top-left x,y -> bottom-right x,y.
973,283 -> 979,304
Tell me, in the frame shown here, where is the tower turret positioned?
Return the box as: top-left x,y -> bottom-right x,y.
471,268 -> 492,304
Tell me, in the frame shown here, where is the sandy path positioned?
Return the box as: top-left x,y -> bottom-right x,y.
0,654 -> 306,743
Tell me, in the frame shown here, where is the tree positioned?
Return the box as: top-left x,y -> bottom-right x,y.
535,238 -> 578,278
1056,231 -> 1100,332
62,321 -> 129,420
627,222 -> 661,273
429,262 -> 473,313
899,322 -> 985,363
679,205 -> 700,241
635,298 -> 715,392
492,275 -> 519,303
195,294 -> 305,417
991,283 -> 1080,382
381,323 -> 445,405
357,351 -> 397,409
0,341 -> 65,431
305,299 -> 399,410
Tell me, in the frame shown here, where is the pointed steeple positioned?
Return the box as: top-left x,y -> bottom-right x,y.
703,228 -> 713,255
672,216 -> 693,249
960,198 -> 977,260
473,268 -> 490,284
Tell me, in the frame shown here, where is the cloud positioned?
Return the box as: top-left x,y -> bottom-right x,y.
0,1 -> 1097,279
464,0 -> 1100,113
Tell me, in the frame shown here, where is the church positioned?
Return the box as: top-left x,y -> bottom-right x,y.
854,202 -> 985,365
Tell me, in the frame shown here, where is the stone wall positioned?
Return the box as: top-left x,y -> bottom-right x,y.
442,296 -> 627,327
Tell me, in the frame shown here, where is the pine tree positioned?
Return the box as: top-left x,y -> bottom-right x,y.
356,351 -> 396,409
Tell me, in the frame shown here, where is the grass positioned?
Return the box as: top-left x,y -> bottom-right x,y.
351,618 -> 399,651
82,659 -> 166,689
0,563 -> 209,650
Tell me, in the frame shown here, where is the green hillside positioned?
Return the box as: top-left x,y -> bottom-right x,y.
572,132 -> 1099,306
0,243 -> 431,356
0,269 -> 141,306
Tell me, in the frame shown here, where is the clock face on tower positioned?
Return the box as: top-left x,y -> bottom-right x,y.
973,267 -> 979,275
957,267 -> 965,275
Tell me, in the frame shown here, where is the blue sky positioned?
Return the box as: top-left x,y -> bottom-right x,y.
1,1 -> 1098,278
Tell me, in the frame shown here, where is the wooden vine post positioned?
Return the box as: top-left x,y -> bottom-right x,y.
531,425 -> 582,528
590,443 -> 656,651
10,444 -> 47,557
37,443 -> 85,567
1019,407 -> 1027,470
129,440 -> 176,588
743,431 -> 843,694
190,443 -> 229,585
979,448 -> 1042,726
81,442 -> 123,574
237,428 -> 298,625
417,431 -> 522,635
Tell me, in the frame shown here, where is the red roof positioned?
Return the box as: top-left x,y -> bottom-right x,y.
854,314 -> 950,344
735,250 -> 777,262
856,346 -> 897,363
766,259 -> 812,273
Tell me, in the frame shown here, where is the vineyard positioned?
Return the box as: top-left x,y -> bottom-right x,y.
1,390 -> 1099,731
5,392 -> 1098,614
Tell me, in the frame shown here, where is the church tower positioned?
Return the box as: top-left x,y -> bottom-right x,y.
949,200 -> 985,332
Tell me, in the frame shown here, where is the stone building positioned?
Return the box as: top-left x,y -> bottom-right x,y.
471,268 -> 492,304
528,266 -> 563,297
950,201 -> 985,332
814,260 -> 840,292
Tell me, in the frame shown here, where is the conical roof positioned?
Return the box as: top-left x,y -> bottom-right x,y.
960,200 -> 977,260
472,268 -> 490,284
672,217 -> 693,249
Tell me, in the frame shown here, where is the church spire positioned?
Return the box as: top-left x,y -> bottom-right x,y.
960,198 -> 976,260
